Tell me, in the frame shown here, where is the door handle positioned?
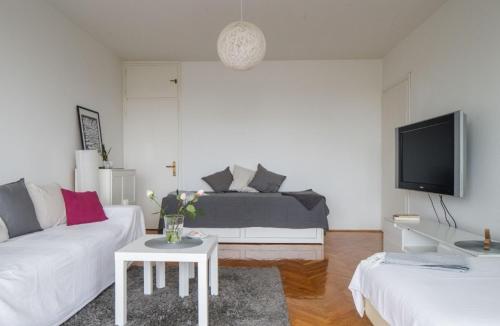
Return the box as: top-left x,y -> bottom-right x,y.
166,161 -> 177,176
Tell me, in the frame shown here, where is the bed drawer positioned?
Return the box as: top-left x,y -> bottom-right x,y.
184,227 -> 324,244
185,228 -> 242,240
244,227 -> 318,239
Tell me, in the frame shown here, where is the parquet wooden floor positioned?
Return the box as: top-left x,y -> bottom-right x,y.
220,231 -> 382,326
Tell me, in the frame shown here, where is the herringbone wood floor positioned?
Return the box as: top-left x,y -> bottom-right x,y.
220,231 -> 382,326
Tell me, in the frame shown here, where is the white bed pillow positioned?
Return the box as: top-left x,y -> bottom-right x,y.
0,217 -> 9,242
229,165 -> 258,192
26,182 -> 67,229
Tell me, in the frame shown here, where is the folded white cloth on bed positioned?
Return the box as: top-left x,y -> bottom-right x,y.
349,252 -> 384,316
384,252 -> 470,272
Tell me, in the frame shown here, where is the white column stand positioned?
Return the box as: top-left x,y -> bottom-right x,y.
115,258 -> 127,326
198,259 -> 209,326
144,261 -> 153,295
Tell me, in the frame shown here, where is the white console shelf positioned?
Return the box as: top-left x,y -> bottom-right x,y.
383,217 -> 500,257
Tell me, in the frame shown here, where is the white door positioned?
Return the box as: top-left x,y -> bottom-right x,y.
381,78 -> 410,221
124,63 -> 179,229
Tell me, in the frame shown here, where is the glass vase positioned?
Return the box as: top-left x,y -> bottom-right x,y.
163,214 -> 184,243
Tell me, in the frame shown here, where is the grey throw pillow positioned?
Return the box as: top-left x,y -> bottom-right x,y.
202,167 -> 233,192
248,164 -> 286,193
0,179 -> 42,238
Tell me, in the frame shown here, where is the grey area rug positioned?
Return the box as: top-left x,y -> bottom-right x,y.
64,266 -> 289,326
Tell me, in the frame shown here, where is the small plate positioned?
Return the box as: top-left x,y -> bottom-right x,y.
186,230 -> 208,239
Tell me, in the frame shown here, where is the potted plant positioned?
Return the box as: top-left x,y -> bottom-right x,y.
100,144 -> 112,169
147,190 -> 204,243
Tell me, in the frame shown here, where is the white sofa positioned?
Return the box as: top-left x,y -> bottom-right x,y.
0,205 -> 145,326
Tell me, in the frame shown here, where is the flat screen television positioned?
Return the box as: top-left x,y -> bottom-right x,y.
396,111 -> 465,197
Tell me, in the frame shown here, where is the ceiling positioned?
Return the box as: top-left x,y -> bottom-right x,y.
47,0 -> 447,61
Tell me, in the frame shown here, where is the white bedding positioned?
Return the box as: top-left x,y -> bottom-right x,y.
349,252 -> 500,326
0,205 -> 145,326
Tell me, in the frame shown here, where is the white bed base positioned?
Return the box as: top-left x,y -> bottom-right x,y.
184,227 -> 324,244
364,298 -> 389,326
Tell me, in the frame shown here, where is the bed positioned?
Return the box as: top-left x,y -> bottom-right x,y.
349,253 -> 500,326
160,191 -> 329,244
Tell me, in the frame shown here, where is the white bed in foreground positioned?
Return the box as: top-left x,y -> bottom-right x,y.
0,205 -> 145,326
349,253 -> 500,326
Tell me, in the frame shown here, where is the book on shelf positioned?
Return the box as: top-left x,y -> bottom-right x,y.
392,214 -> 421,222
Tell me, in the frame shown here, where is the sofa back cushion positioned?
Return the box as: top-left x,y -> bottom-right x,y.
0,179 -> 42,238
202,167 -> 233,192
0,217 -> 8,242
248,164 -> 287,193
229,165 -> 258,192
61,189 -> 107,226
27,183 -> 67,229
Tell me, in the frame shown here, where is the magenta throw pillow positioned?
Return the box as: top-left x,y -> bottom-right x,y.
61,189 -> 107,226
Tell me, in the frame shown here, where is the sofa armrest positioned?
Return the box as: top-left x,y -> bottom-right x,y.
103,205 -> 146,236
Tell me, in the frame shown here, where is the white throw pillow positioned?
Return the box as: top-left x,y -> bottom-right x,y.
26,182 -> 66,229
229,165 -> 258,192
0,217 -> 9,242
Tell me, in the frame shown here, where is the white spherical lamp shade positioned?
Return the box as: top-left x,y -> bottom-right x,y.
217,21 -> 266,70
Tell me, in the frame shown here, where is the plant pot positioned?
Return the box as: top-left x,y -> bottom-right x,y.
103,161 -> 113,169
163,214 -> 184,243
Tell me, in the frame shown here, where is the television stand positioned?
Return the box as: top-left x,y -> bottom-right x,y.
383,217 -> 500,257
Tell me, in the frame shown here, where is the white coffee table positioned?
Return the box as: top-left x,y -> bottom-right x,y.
114,235 -> 218,326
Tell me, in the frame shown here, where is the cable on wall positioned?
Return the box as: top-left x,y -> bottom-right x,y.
440,195 -> 457,228
427,193 -> 441,224
437,194 -> 451,227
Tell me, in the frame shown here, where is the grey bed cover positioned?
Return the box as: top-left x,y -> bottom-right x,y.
160,191 -> 329,231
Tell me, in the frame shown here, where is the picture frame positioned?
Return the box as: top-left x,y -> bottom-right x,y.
77,106 -> 103,151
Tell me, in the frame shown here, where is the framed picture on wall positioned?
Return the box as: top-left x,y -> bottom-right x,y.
77,106 -> 103,151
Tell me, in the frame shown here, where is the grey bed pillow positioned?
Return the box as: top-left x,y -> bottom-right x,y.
248,164 -> 286,193
202,167 -> 233,192
0,178 -> 42,238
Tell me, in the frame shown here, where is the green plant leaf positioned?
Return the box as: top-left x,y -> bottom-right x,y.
186,204 -> 196,213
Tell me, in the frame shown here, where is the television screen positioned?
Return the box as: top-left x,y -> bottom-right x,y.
396,111 -> 465,197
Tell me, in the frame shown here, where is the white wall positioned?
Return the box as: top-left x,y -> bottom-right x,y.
383,0 -> 500,235
180,61 -> 382,230
0,0 -> 123,188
